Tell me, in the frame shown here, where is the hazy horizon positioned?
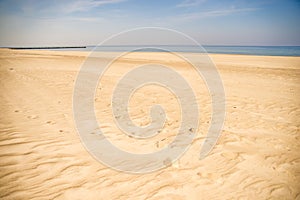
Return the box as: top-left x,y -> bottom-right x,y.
2,44 -> 300,48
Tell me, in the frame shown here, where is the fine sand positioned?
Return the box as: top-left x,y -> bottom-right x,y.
0,49 -> 299,199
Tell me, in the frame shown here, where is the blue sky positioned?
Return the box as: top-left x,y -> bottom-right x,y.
0,0 -> 299,46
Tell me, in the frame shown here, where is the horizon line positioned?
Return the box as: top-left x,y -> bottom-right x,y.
1,44 -> 300,49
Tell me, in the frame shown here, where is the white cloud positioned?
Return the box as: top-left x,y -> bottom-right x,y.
17,0 -> 127,16
66,0 -> 127,13
180,7 -> 258,20
176,0 -> 206,8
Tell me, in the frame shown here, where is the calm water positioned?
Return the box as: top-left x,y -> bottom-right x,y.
203,45 -> 300,56
54,45 -> 300,56
7,45 -> 300,56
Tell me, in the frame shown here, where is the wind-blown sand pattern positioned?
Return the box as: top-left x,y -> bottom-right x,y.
0,49 -> 299,199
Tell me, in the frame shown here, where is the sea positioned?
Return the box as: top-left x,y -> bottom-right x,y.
7,45 -> 300,56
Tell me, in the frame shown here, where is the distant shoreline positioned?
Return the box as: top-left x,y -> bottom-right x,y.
1,45 -> 300,56
7,46 -> 87,50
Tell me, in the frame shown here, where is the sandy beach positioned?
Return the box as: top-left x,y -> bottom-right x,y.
0,49 -> 299,199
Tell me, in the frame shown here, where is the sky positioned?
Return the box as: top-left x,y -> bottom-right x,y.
0,0 -> 299,46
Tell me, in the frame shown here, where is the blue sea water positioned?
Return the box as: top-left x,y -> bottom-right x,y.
56,45 -> 300,56
203,45 -> 300,56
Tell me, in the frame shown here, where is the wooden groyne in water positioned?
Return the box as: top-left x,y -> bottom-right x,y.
7,46 -> 87,50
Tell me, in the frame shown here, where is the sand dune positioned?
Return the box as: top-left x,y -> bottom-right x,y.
0,49 -> 299,199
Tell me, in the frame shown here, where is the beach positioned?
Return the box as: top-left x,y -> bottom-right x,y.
0,49 -> 299,199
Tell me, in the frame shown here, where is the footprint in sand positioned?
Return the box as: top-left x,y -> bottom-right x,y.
221,152 -> 239,160
46,121 -> 56,125
27,115 -> 38,119
163,158 -> 172,167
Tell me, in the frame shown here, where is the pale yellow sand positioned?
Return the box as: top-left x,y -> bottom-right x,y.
0,49 -> 299,199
